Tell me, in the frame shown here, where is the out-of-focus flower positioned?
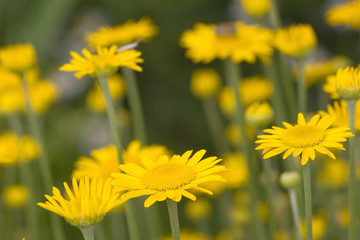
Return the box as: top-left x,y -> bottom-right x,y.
317,158 -> 349,188
336,207 -> 349,229
275,230 -> 290,240
38,177 -> 122,227
180,22 -> 273,64
112,150 -> 226,207
245,101 -> 273,129
225,123 -> 256,146
326,0 -> 360,30
323,75 -> 338,99
256,113 -> 353,165
86,17 -> 158,48
239,0 -> 269,18
184,198 -> 211,220
59,45 -> 143,79
279,171 -> 301,189
335,66 -> 360,100
86,73 -> 126,112
160,229 -> 210,240
0,132 -> 40,166
2,184 -> 28,208
274,24 -> 317,57
300,212 -> 327,240
190,68 -> 221,99
0,44 -> 36,72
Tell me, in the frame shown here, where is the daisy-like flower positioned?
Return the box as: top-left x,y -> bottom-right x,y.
335,66 -> 360,99
239,0 -> 270,18
2,184 -> 28,208
256,113 -> 353,165
190,68 -> 221,99
59,45 -> 143,79
326,0 -> 360,30
245,101 -> 274,129
179,22 -> 273,64
111,149 -> 226,207
323,75 -> 339,99
0,44 -> 37,72
86,17 -> 158,48
37,177 -> 122,228
274,24 -> 317,57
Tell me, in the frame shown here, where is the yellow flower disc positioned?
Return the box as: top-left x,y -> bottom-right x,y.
3,184 -> 28,208
0,44 -> 37,73
326,0 -> 360,30
190,68 -> 221,99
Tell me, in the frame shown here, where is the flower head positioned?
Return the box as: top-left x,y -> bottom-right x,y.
190,68 -> 221,99
239,0 -> 270,18
326,0 -> 360,30
256,113 -> 353,165
37,177 -> 122,227
86,17 -> 158,48
245,101 -> 273,128
111,149 -> 226,207
300,212 -> 327,240
274,24 -> 317,57
161,230 -> 210,240
184,198 -> 211,220
179,22 -> 273,64
59,45 -> 143,79
335,66 -> 360,99
0,44 -> 37,72
2,184 -> 28,208
317,158 -> 349,188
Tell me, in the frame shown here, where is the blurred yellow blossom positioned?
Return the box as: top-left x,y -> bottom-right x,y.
86,17 -> 158,48
225,123 -> 256,147
323,74 -> 338,99
160,229 -> 210,240
300,213 -> 327,239
335,66 -> 360,100
317,158 -> 349,188
0,44 -> 37,72
239,0 -> 269,18
86,73 -> 126,112
326,0 -> 360,30
190,68 -> 221,99
245,101 -> 273,129
2,184 -> 28,208
274,24 -> 317,57
180,22 -> 273,64
275,230 -> 290,240
336,207 -> 349,229
184,198 -> 211,220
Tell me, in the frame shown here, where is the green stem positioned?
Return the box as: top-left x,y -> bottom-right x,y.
97,76 -> 140,240
80,225 -> 95,240
203,97 -> 231,155
262,159 -> 276,240
122,68 -> 148,145
346,99 -> 357,240
269,0 -> 281,28
288,188 -> 303,240
166,199 -> 180,240
20,75 -> 65,240
303,162 -> 312,240
297,57 -> 306,113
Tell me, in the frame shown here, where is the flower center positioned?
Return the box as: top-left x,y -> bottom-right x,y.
282,126 -> 325,148
142,163 -> 196,191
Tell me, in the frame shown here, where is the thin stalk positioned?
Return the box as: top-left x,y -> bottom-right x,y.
166,199 -> 180,240
20,75 -> 65,240
97,75 -> 140,240
288,188 -> 303,240
262,159 -> 276,240
223,59 -> 265,240
297,57 -> 306,113
122,68 -> 148,145
80,225 -> 95,240
302,162 -> 312,240
269,0 -> 281,28
203,97 -> 231,155
346,99 -> 357,240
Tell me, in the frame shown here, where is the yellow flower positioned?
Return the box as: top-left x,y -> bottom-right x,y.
59,45 -> 143,79
326,0 -> 360,30
179,22 -> 273,64
190,68 -> 221,99
245,101 -> 273,128
37,177 -> 122,227
184,198 -> 211,220
300,212 -> 327,240
274,24 -> 317,57
336,207 -> 349,229
225,123 -> 256,147
317,158 -> 348,188
86,17 -> 158,48
256,113 -> 353,165
2,184 -> 28,208
335,66 -> 360,99
112,149 -> 226,207
86,73 -> 126,112
240,0 -> 270,18
275,230 -> 290,240
160,229 -> 210,240
0,132 -> 40,166
323,74 -> 338,99
0,44 -> 37,72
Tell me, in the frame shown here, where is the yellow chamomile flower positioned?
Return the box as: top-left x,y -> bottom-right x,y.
323,74 -> 339,99
184,198 -> 211,220
38,177 -> 122,228
335,66 -> 360,99
2,184 -> 28,208
225,123 -> 256,146
161,229 -> 210,240
239,0 -> 270,18
317,158 -> 349,188
59,45 -> 143,79
326,0 -> 360,30
274,24 -> 317,57
245,101 -> 273,129
0,132 -> 40,166
300,212 -> 327,240
86,73 -> 126,112
0,44 -> 37,72
112,149 -> 226,207
86,17 -> 158,48
256,113 -> 353,165
190,68 -> 221,99
179,22 -> 273,64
